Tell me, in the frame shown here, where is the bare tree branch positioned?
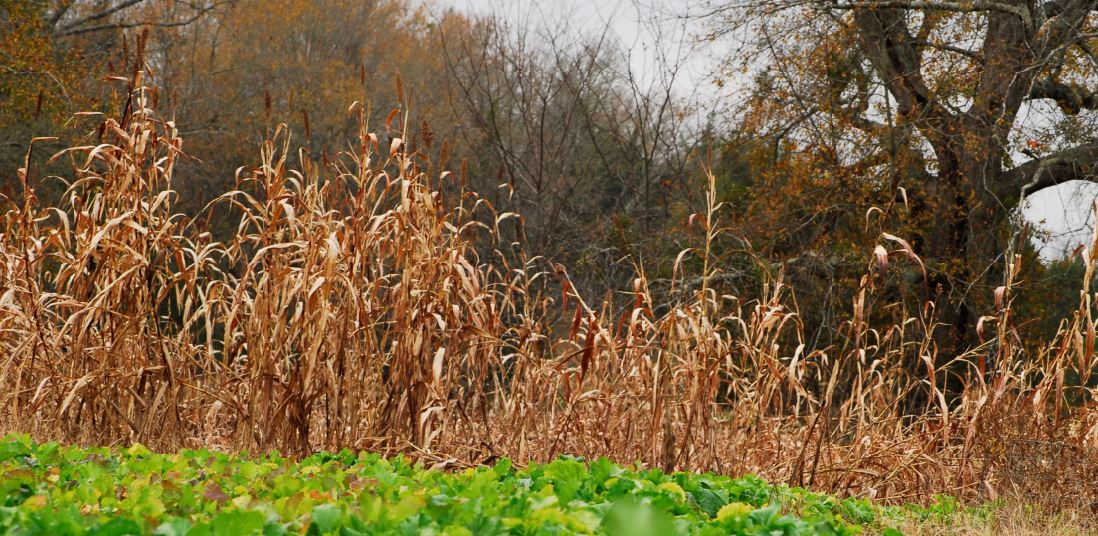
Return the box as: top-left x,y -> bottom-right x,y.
50,0 -> 230,37
55,0 -> 147,35
56,3 -> 226,38
913,39 -> 983,61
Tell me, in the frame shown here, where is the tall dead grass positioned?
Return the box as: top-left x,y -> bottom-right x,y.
2,70 -> 1098,515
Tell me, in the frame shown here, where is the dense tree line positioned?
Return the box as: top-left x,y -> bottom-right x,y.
4,0 -> 1098,363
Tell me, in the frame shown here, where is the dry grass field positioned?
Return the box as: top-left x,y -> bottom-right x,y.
3,71 -> 1098,531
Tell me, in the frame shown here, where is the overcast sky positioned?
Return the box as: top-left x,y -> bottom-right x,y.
432,0 -> 1098,262
430,0 -> 718,94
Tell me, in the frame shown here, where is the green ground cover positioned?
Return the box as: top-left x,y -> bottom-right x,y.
0,435 -> 905,535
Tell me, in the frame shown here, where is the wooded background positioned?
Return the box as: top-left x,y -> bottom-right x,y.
5,0 -> 1098,355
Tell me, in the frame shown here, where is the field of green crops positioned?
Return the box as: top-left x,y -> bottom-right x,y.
0,435 -> 911,535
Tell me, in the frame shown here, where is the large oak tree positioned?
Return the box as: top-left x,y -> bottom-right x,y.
712,0 -> 1098,352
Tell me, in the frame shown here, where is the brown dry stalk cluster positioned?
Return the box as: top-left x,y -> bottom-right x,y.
2,75 -> 1098,513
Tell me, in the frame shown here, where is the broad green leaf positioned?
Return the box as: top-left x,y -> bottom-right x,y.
210,510 -> 266,535
309,503 -> 343,534
91,517 -> 144,536
152,518 -> 192,536
716,501 -> 752,522
543,459 -> 587,503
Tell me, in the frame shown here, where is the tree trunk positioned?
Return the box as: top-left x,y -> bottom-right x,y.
924,131 -> 1003,366
927,154 -> 973,360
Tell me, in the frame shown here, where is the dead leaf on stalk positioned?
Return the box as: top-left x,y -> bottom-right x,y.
882,232 -> 927,286
873,245 -> 889,275
432,348 -> 445,387
59,375 -> 92,416
976,316 -> 996,343
687,213 -> 706,231
864,206 -> 883,230
385,108 -> 400,131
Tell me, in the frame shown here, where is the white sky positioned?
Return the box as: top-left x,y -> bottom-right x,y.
1022,182 -> 1098,260
428,0 -> 719,96
431,0 -> 1098,262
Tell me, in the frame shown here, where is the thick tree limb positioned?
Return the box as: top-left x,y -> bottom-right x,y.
46,1 -> 76,29
1000,143 -> 1098,199
827,1 -> 1033,29
850,10 -> 925,113
1028,77 -> 1098,114
968,4 -> 1033,132
1040,0 -> 1098,20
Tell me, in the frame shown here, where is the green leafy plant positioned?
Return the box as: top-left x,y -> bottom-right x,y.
0,436 -> 893,535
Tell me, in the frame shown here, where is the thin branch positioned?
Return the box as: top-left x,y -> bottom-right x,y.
55,0 -> 146,34
913,39 -> 983,61
56,2 -> 228,37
